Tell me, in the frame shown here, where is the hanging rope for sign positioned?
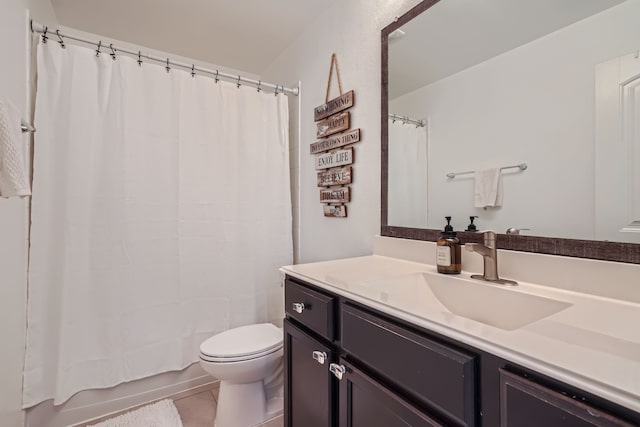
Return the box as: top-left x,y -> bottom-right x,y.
325,53 -> 344,102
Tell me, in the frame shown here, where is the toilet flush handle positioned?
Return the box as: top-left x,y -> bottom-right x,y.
292,302 -> 305,314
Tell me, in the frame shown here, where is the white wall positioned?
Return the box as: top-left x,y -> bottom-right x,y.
0,2 -> 57,426
262,0 -> 423,263
390,0 -> 640,239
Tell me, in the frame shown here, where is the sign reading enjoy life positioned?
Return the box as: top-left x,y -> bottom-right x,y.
312,54 -> 361,218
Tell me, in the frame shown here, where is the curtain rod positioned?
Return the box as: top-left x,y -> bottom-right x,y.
30,21 -> 299,97
388,113 -> 425,128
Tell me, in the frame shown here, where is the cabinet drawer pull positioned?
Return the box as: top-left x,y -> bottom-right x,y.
329,363 -> 346,380
312,351 -> 327,365
292,302 -> 305,313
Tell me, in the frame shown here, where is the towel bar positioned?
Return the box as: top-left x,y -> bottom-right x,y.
447,163 -> 527,179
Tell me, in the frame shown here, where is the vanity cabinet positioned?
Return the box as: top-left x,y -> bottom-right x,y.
284,275 -> 640,427
284,277 -> 473,426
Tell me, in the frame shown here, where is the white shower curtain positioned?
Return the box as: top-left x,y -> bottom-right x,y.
387,119 -> 428,228
23,40 -> 292,407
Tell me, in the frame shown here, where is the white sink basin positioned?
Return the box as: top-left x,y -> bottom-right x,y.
356,272 -> 573,331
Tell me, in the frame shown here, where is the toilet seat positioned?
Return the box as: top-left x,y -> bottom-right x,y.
200,323 -> 283,363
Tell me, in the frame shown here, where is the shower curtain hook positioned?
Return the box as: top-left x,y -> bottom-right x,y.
257,80 -> 262,92
95,41 -> 102,57
236,75 -> 241,88
191,64 -> 196,78
166,58 -> 170,73
214,70 -> 219,83
42,26 -> 48,43
635,50 -> 639,59
274,85 -> 280,96
109,44 -> 116,60
137,51 -> 142,67
56,30 -> 65,49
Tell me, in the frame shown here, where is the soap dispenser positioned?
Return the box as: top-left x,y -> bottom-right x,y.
437,216 -> 461,274
466,216 -> 478,232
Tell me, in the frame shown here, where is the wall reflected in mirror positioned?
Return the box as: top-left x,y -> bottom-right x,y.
387,0 -> 640,243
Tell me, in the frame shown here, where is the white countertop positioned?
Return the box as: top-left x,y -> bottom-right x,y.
281,255 -> 640,413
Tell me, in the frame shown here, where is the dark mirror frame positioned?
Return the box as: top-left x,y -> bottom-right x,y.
380,0 -> 640,264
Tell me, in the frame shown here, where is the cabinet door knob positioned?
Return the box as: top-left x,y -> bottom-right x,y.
329,363 -> 346,380
312,351 -> 327,365
292,302 -> 305,313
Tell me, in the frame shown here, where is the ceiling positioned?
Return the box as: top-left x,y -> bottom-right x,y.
389,0 -> 627,99
50,0 -> 340,75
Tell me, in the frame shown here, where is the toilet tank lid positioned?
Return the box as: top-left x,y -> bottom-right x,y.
200,323 -> 283,358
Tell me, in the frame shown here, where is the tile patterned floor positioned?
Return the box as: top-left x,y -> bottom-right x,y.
173,389 -> 217,426
173,385 -> 283,427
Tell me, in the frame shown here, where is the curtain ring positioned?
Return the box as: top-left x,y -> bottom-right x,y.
96,40 -> 102,57
42,26 -> 48,43
214,70 -> 219,83
166,58 -> 170,73
56,30 -> 65,49
191,64 -> 196,78
236,75 -> 241,89
109,43 -> 116,60
137,51 -> 142,67
257,80 -> 262,92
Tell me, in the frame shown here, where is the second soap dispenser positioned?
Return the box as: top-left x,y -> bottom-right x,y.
437,216 -> 461,274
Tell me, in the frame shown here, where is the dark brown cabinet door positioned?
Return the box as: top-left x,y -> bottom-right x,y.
341,303 -> 476,426
284,319 -> 335,427
500,369 -> 636,427
338,359 -> 444,427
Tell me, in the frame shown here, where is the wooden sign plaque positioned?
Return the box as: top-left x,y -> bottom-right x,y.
320,187 -> 350,203
316,112 -> 350,138
323,205 -> 347,218
315,148 -> 354,170
310,129 -> 361,154
314,90 -> 355,121
317,166 -> 352,187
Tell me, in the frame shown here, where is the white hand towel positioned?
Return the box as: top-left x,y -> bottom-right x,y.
474,168 -> 502,208
0,99 -> 31,197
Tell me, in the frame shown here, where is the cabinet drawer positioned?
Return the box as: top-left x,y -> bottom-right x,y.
285,279 -> 336,341
341,303 -> 476,426
500,369 -> 635,427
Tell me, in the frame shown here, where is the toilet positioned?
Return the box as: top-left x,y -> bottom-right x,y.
199,323 -> 284,427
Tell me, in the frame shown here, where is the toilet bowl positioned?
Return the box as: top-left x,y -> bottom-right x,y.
199,323 -> 284,427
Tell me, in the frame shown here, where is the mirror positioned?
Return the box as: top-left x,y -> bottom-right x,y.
381,0 -> 640,263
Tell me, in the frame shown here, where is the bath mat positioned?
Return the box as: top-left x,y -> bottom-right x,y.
87,399 -> 183,427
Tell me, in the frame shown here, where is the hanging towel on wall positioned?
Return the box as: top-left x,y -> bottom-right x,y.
0,99 -> 31,197
474,168 -> 502,208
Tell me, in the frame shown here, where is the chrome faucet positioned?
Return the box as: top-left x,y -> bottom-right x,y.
465,230 -> 517,286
